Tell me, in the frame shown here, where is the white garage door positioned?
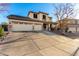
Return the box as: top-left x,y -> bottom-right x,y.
69,27 -> 76,33
12,24 -> 33,31
12,24 -> 42,31
34,25 -> 42,31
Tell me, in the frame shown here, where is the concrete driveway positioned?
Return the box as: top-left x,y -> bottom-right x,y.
0,31 -> 79,56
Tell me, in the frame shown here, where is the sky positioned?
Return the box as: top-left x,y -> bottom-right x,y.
0,3 -> 79,24
0,3 -> 55,24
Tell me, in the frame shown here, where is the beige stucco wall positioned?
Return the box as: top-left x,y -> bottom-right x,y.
9,19 -> 43,25
38,13 -> 43,20
28,12 -> 33,19
28,12 -> 52,21
67,20 -> 76,24
77,27 -> 79,32
77,20 -> 79,24
46,16 -> 51,22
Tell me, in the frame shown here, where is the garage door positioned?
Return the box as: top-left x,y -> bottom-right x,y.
12,24 -> 33,31
12,24 -> 42,31
34,25 -> 42,31
68,27 -> 76,33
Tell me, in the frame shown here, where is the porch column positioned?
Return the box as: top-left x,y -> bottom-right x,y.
46,25 -> 48,31
49,24 -> 51,31
8,22 -> 12,33
46,24 -> 50,31
32,23 -> 34,31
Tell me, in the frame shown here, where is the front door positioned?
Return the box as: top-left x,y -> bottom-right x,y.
43,23 -> 47,30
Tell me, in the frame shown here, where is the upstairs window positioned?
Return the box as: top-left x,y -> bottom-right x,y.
43,15 -> 46,19
33,13 -> 37,18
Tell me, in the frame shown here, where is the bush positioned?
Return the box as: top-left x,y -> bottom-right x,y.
0,27 -> 4,37
69,31 -> 72,33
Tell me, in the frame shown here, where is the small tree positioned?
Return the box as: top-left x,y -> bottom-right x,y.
1,22 -> 8,31
0,27 -> 4,37
2,22 -> 8,25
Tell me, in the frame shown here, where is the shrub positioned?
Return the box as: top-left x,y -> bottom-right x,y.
0,27 -> 4,37
69,31 -> 72,33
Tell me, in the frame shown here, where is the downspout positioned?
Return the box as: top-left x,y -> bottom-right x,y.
76,20 -> 77,33
32,23 -> 34,31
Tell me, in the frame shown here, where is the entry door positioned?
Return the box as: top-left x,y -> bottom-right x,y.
43,23 -> 47,30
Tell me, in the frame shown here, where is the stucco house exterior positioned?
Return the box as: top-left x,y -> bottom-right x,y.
7,11 -> 55,31
56,19 -> 79,33
66,19 -> 79,33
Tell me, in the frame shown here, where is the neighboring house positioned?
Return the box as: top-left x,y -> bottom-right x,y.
7,11 -> 55,31
66,19 -> 79,33
57,19 -> 79,33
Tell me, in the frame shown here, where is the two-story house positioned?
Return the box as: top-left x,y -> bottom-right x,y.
7,11 -> 53,31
